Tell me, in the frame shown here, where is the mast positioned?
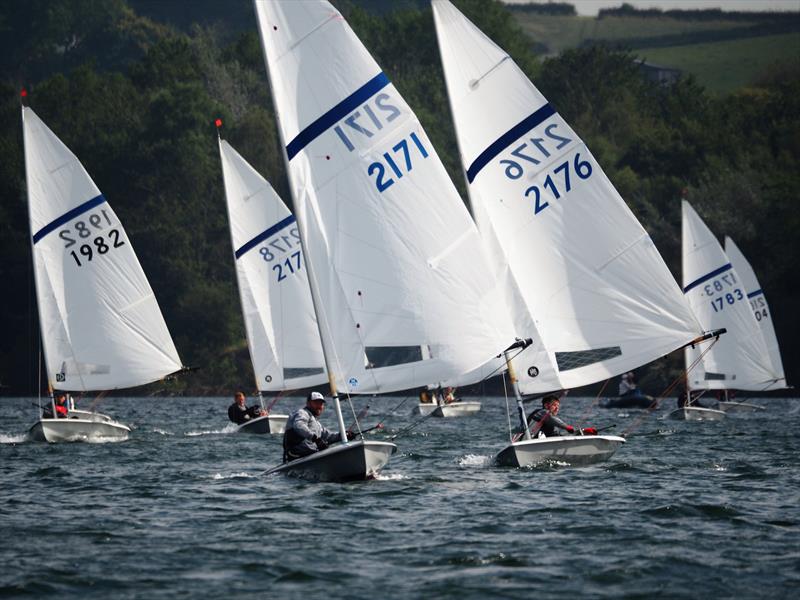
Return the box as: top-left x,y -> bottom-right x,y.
21,102 -> 54,408
503,339 -> 533,440
254,4 -> 348,442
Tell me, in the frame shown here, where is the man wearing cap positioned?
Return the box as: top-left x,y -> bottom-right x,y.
283,391 -> 344,461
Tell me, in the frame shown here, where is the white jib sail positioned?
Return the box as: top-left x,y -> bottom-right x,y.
23,107 -> 182,391
254,0 -> 516,394
681,201 -> 777,390
219,138 -> 327,391
433,0 -> 702,394
724,236 -> 786,390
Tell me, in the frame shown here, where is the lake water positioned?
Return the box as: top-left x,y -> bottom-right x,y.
1,396 -> 798,598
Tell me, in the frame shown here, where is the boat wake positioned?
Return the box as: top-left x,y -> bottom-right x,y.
211,471 -> 257,480
457,454 -> 491,468
186,424 -> 238,437
374,472 -> 408,481
0,432 -> 29,444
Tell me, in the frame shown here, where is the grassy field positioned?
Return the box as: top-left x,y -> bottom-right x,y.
511,10 -> 798,94
632,32 -> 800,94
514,13 -> 761,55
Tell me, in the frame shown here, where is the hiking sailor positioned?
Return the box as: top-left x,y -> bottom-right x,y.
526,395 -> 597,437
283,391 -> 350,461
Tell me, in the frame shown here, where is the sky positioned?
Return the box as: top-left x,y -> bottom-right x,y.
504,0 -> 800,17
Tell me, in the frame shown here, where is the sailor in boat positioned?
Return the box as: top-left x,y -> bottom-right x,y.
41,392 -> 69,419
419,390 -> 435,405
618,372 -> 638,397
227,391 -> 264,425
526,395 -> 597,438
443,387 -> 457,404
283,391 -> 351,462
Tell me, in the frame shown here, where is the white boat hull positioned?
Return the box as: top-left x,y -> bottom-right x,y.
495,435 -> 625,467
668,406 -> 726,421
413,403 -> 439,416
431,401 -> 482,418
265,440 -> 397,482
236,414 -> 288,435
716,401 -> 765,413
29,412 -> 130,443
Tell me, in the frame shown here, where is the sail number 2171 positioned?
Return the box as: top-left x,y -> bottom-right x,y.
368,133 -> 429,193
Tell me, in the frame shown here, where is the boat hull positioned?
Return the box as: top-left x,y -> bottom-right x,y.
668,406 -> 726,421
716,401 -> 764,413
431,401 -> 481,418
266,440 -> 397,482
495,435 -> 625,468
29,413 -> 130,443
412,403 -> 438,416
236,414 -> 288,435
599,394 -> 654,409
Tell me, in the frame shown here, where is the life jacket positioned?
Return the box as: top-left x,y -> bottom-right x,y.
54,403 -> 68,417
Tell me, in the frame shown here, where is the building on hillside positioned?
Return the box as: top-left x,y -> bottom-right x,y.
634,59 -> 681,85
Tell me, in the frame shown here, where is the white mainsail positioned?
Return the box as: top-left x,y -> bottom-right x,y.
681,201 -> 777,390
218,138 -> 326,391
23,107 -> 182,391
432,0 -> 702,394
724,236 -> 786,390
254,0 -> 515,395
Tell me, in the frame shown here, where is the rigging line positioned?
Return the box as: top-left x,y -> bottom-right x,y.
579,377 -> 609,423
503,372 -> 513,442
388,401 -> 443,440
89,389 -> 108,412
622,337 -> 719,436
375,394 -> 413,429
476,344 -> 529,387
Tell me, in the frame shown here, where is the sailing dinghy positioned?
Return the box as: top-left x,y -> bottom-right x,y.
675,201 -> 779,420
718,236 -> 788,411
255,0 -> 516,480
218,136 -> 331,433
23,107 -> 183,442
433,0 -> 710,465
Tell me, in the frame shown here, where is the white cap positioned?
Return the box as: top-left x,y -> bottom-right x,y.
308,391 -> 326,402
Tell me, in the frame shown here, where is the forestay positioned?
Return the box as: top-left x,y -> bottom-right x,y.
724,236 -> 786,390
219,139 -> 327,391
681,201 -> 776,390
23,107 -> 182,391
254,0 -> 515,394
432,0 -> 701,394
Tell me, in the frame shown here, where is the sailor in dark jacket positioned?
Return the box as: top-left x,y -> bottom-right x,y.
228,391 -> 262,425
283,391 -> 345,461
526,395 -> 596,437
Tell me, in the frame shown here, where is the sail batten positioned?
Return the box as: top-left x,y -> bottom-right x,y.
23,107 -> 182,391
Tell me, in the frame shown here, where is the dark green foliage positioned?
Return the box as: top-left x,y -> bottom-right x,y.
0,0 -> 797,395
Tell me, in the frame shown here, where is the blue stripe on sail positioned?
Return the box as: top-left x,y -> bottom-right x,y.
747,288 -> 763,298
235,215 -> 297,259
466,103 -> 556,183
285,72 -> 390,160
32,194 -> 107,245
683,263 -> 733,294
